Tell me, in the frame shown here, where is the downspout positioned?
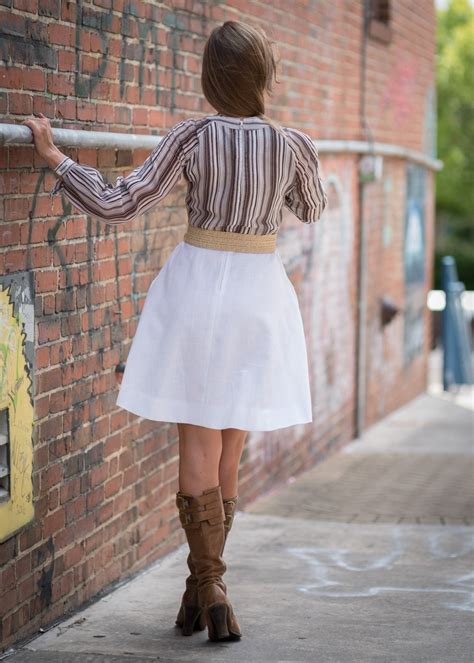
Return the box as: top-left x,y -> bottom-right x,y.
354,0 -> 374,439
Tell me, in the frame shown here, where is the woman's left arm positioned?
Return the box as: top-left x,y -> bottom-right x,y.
22,114 -> 196,225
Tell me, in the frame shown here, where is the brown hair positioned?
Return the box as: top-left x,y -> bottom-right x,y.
201,20 -> 284,135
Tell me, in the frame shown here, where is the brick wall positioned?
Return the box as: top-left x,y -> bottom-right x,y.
0,0 -> 436,649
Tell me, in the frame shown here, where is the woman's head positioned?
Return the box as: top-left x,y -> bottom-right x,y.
201,21 -> 281,123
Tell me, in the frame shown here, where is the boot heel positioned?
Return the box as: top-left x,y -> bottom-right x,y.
206,603 -> 230,641
181,605 -> 205,636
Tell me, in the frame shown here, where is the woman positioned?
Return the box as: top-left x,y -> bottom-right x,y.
23,20 -> 327,644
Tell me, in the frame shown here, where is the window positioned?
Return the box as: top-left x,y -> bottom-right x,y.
0,408 -> 10,500
368,0 -> 392,43
370,0 -> 390,23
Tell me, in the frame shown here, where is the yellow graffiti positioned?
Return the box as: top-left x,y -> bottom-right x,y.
0,286 -> 34,542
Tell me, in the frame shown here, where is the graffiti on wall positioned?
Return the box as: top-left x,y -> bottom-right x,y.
241,164 -> 357,462
0,276 -> 34,541
307,168 -> 355,430
275,163 -> 356,448
403,163 -> 427,365
72,1 -> 201,112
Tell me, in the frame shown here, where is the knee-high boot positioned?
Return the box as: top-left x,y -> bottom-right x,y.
175,495 -> 238,634
175,486 -> 241,641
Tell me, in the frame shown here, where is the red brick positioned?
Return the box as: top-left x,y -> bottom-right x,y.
22,68 -> 46,91
58,50 -> 76,72
48,23 -> 74,47
0,223 -> 20,246
35,270 -> 58,293
4,248 -> 27,273
47,72 -> 74,96
9,93 -> 33,115
41,462 -> 63,491
14,0 -> 39,13
56,97 -> 76,119
5,197 -> 30,221
37,320 -> 61,344
43,509 -> 65,538
77,100 -> 97,122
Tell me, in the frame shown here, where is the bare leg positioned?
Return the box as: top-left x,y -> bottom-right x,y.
219,428 -> 249,500
178,423 -> 222,496
176,423 -> 243,640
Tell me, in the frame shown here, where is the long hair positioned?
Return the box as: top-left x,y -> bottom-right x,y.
201,21 -> 284,135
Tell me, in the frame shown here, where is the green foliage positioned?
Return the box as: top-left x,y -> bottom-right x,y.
435,0 -> 474,288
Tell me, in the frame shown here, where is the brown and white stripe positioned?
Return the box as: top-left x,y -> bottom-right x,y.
50,114 -> 328,232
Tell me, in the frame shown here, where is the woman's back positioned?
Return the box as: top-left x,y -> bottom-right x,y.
179,114 -> 327,234
50,114 -> 328,230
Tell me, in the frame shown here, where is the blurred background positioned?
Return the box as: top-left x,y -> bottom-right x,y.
434,0 -> 473,292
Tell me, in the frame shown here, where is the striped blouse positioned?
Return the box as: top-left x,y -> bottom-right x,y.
50,114 -> 328,234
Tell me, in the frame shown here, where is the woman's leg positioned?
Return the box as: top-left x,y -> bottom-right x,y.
176,422 -> 241,640
219,428 -> 249,499
177,423 -> 222,495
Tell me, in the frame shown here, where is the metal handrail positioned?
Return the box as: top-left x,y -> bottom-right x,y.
0,123 -> 443,171
0,124 -> 160,150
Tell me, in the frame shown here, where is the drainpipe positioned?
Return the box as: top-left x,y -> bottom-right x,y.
354,1 -> 374,439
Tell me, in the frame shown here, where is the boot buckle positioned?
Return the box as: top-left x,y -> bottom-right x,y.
179,511 -> 193,526
176,494 -> 190,509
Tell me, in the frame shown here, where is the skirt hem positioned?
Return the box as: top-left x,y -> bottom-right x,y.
116,386 -> 312,432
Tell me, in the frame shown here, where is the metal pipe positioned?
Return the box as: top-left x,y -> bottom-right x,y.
0,124 -> 161,150
354,0 -> 371,440
317,140 -> 443,171
0,123 -> 443,171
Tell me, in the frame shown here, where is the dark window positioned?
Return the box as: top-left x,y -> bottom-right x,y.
370,0 -> 390,24
368,0 -> 392,43
0,408 -> 10,501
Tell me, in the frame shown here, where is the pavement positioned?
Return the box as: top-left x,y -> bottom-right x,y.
4,349 -> 473,662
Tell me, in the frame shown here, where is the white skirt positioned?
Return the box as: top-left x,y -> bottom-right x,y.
115,240 -> 313,431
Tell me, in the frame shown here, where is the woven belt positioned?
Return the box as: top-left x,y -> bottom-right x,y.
183,225 -> 277,253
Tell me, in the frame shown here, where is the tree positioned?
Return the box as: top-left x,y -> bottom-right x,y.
435,0 -> 474,289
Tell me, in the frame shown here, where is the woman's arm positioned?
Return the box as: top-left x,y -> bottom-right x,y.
283,127 -> 328,224
22,113 -> 197,224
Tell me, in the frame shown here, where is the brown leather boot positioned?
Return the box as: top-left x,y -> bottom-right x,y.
175,495 -> 238,633
175,486 -> 241,641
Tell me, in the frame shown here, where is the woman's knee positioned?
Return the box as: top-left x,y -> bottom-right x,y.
178,423 -> 222,465
220,429 -> 248,468
221,428 -> 248,446
177,424 -> 222,494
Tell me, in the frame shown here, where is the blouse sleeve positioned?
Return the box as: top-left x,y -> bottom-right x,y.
49,118 -> 197,225
284,128 -> 328,223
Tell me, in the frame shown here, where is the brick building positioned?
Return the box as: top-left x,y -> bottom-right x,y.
0,0 -> 439,650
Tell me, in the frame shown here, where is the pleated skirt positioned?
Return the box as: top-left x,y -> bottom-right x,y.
115,240 -> 313,431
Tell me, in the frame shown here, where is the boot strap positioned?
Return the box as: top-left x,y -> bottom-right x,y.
223,497 -> 238,529
178,504 -> 223,527
176,490 -> 220,509
176,492 -> 224,528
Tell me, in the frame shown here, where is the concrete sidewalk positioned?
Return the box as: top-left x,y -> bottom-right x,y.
5,370 -> 473,661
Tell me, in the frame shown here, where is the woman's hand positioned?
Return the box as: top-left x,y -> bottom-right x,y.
22,113 -> 66,170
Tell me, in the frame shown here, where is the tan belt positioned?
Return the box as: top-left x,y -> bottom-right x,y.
183,224 -> 277,253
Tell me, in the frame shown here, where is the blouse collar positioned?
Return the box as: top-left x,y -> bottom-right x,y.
208,114 -> 268,127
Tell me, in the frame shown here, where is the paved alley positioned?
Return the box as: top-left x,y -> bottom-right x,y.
4,359 -> 473,663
